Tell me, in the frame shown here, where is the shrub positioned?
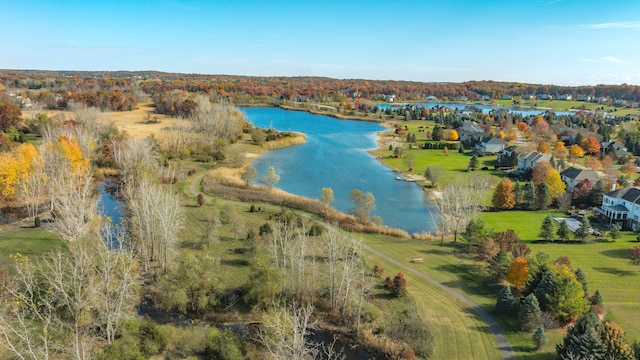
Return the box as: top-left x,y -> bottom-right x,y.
532,325 -> 548,350
197,194 -> 205,207
34,216 -> 40,228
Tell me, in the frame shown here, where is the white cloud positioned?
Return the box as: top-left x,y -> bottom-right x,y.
603,56 -> 626,63
587,21 -> 640,29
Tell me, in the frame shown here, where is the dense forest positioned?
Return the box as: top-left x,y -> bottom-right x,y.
2,70 -> 640,109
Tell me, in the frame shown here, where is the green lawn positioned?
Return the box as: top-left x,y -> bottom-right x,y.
0,228 -> 66,270
492,99 -> 639,117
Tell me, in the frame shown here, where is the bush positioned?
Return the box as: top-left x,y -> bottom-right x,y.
34,216 -> 40,228
206,328 -> 246,360
197,194 -> 205,207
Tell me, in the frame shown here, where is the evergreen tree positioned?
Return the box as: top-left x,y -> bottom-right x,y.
519,293 -> 542,331
574,267 -> 588,297
538,214 -> 555,241
469,155 -> 479,171
523,181 -> 537,210
610,226 -> 621,242
534,270 -> 558,311
488,249 -> 511,282
589,179 -> 606,207
514,181 -> 523,207
591,289 -> 603,306
532,325 -> 548,350
495,285 -> 516,316
556,312 -> 607,360
462,217 -> 487,250
556,220 -> 571,241
575,216 -> 592,242
536,183 -> 552,210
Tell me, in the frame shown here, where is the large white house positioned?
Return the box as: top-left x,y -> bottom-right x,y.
517,151 -> 552,173
560,168 -> 599,193
596,186 -> 640,230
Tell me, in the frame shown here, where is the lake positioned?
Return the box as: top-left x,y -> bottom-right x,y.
243,107 -> 436,234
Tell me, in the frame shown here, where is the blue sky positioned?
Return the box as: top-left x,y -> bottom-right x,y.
2,0 -> 640,85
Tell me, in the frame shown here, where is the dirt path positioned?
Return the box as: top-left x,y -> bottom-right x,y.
188,173 -> 515,360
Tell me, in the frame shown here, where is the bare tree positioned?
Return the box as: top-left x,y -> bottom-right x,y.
240,166 -> 258,187
112,136 -> 157,188
257,302 -> 318,360
47,167 -> 98,241
434,178 -> 481,242
321,187 -> 334,205
350,189 -> 375,223
17,160 -> 47,221
261,166 -> 280,190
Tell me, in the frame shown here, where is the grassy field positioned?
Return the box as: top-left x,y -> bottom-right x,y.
0,227 -> 66,270
492,98 -> 639,117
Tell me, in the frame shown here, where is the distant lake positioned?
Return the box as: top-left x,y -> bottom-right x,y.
243,107 -> 436,234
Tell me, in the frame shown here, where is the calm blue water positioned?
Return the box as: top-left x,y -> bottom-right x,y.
243,107 -> 436,234
98,180 -> 128,248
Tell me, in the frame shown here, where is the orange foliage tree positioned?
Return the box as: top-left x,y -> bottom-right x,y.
620,161 -> 638,175
537,140 -> 551,154
584,156 -> 603,170
553,141 -> 567,159
506,257 -> 528,289
449,130 -> 459,141
581,136 -> 601,154
532,162 -> 552,186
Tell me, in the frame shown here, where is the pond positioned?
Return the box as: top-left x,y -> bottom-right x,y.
97,179 -> 128,249
243,107 -> 437,234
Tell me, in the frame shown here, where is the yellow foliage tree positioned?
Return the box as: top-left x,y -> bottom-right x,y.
537,140 -> 551,154
492,177 -> 516,210
449,130 -> 459,141
568,144 -> 584,163
0,143 -> 40,200
58,135 -> 89,175
553,141 -> 567,159
506,257 -> 528,289
544,168 -> 566,200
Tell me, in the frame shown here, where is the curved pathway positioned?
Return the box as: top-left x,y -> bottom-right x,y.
188,173 -> 514,360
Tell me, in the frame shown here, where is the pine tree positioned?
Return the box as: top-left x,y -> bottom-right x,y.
488,249 -> 511,282
556,220 -> 571,241
519,293 -> 542,331
535,270 -> 558,311
574,268 -> 588,297
536,183 -> 552,210
589,179 -> 606,207
538,214 -> 555,241
496,285 -> 515,316
523,181 -> 537,210
469,156 -> 479,171
532,325 -> 548,350
591,289 -> 603,306
556,312 -> 607,360
514,181 -> 523,207
575,216 -> 592,242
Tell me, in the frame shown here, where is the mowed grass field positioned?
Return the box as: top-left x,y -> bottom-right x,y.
0,227 -> 67,270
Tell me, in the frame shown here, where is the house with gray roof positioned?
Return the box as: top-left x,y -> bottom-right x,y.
560,168 -> 600,193
475,137 -> 506,155
459,120 -> 486,142
595,186 -> 640,230
516,151 -> 552,174
600,141 -> 628,158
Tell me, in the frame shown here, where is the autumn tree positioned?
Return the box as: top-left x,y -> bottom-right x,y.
584,156 -> 603,170
492,177 -> 516,210
553,141 -> 567,160
620,161 -> 638,175
260,166 -> 280,190
350,189 -> 376,223
506,257 -> 529,289
568,144 -> 584,164
241,166 -> 258,187
448,130 -> 459,141
0,103 -> 22,131
581,136 -> 601,154
537,140 -> 551,154
320,187 -> 334,205
543,168 -> 566,201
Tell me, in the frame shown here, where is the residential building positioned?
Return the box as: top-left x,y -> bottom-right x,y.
501,94 -> 512,100
558,94 -> 573,100
595,186 -> 640,230
517,151 -> 552,173
475,137 -> 506,155
560,168 -> 599,193
459,120 -> 486,142
523,94 -> 534,100
385,94 -> 396,102
600,141 -> 629,158
578,95 -> 592,102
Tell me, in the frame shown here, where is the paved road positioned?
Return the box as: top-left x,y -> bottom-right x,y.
188,173 -> 515,360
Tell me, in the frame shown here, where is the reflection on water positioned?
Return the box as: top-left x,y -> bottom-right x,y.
243,107 -> 437,234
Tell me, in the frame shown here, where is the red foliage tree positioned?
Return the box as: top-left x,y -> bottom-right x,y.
0,103 -> 22,131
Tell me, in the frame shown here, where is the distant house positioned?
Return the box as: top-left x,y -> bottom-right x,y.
595,186 -> 640,230
517,151 -> 552,173
385,94 -> 396,102
537,94 -> 553,100
600,141 -> 628,157
560,168 -> 600,193
475,137 -> 506,155
458,96 -> 468,102
480,95 -> 491,101
501,94 -> 512,100
426,95 -> 437,101
578,95 -> 592,102
613,99 -> 626,107
522,94 -> 535,100
497,146 -> 518,167
558,94 -> 573,100
459,120 -> 486,142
